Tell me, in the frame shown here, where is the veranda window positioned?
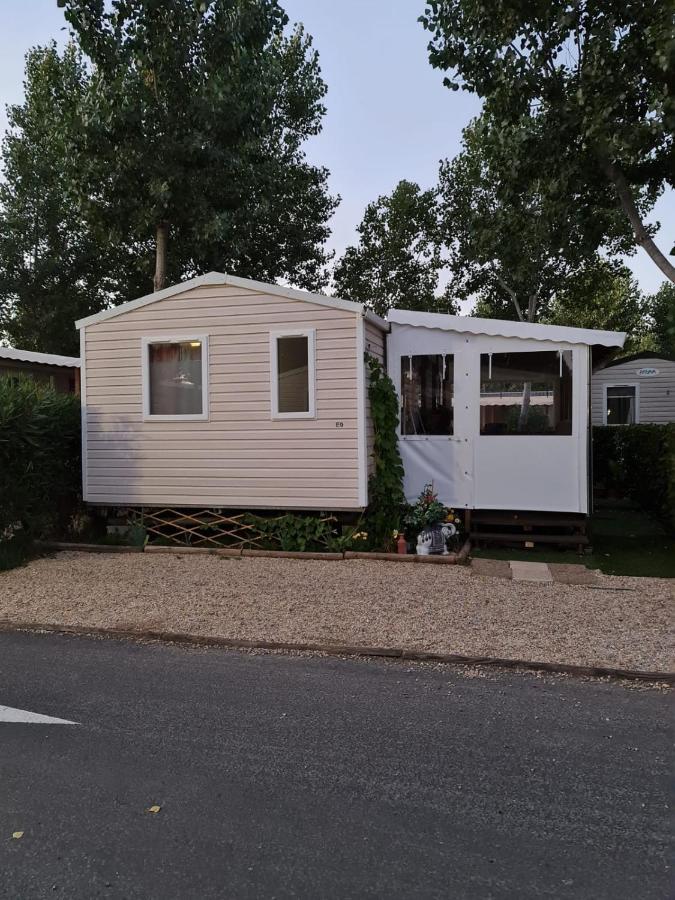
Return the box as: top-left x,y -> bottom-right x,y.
479,350 -> 573,435
400,354 -> 454,436
142,336 -> 208,420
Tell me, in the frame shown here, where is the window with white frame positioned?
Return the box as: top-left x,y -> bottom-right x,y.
270,329 -> 316,418
605,385 -> 637,425
142,336 -> 208,420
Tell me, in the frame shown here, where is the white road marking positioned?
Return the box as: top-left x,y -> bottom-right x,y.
0,705 -> 76,724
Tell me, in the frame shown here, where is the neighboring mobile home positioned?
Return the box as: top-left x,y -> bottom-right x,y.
0,347 -> 80,393
77,273 -> 625,517
591,353 -> 675,425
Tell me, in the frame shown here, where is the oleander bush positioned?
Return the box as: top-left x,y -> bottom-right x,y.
593,424 -> 675,531
0,376 -> 81,549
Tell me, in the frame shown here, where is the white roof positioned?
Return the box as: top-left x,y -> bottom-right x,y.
0,347 -> 80,367
76,272 -> 389,331
388,309 -> 625,348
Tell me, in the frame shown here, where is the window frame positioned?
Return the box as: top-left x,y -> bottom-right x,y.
603,382 -> 639,426
269,328 -> 316,420
141,334 -> 209,422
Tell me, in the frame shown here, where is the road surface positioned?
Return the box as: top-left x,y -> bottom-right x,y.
0,631 -> 671,899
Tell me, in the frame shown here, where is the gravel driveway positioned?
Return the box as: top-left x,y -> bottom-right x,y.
0,552 -> 673,673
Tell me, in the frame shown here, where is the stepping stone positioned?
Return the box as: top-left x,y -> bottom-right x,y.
548,563 -> 600,585
509,561 -> 553,583
471,558 -> 512,579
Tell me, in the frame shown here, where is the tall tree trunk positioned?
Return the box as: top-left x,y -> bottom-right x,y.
153,221 -> 169,292
601,159 -> 675,284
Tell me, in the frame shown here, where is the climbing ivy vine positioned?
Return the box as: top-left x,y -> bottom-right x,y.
365,353 -> 405,549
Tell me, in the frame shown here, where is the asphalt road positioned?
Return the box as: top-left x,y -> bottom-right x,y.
0,632 -> 672,900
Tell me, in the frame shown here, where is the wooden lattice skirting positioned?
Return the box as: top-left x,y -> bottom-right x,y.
129,508 -> 335,550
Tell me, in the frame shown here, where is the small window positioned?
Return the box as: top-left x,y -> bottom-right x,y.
142,336 -> 208,420
401,354 -> 454,436
270,330 -> 316,419
480,350 -> 573,435
606,385 -> 636,425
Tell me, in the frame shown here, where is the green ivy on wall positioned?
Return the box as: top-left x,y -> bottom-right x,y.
365,353 -> 405,549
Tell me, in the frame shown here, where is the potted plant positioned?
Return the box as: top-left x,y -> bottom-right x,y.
404,484 -> 460,555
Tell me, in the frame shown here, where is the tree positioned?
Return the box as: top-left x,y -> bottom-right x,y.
421,0 -> 674,283
544,261 -> 652,354
58,0 -> 337,292
440,117 -> 600,324
332,180 -> 452,317
0,45 -> 145,355
645,283 -> 675,356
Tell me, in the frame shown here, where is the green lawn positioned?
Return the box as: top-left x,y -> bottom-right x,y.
471,503 -> 675,578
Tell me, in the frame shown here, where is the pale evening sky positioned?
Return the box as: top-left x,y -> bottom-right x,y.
0,0 -> 671,298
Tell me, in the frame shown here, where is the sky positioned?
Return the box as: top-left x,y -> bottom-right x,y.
0,0 -> 672,297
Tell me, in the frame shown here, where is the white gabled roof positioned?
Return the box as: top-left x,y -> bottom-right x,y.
75,272 -> 389,331
387,309 -> 626,348
0,347 -> 80,367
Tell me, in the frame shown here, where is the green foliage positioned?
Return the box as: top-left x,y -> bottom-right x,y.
593,424 -> 675,531
0,44 -> 146,355
403,483 -> 447,533
543,261 -> 654,354
645,283 -> 675,357
333,180 -> 454,317
421,0 -> 674,283
0,377 -> 81,539
58,0 -> 337,292
243,513 -> 361,552
364,353 -> 405,550
440,114 -> 613,324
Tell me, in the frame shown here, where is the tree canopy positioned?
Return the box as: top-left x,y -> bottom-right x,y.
421,0 -> 674,283
0,44 -> 145,355
333,180 -> 453,318
58,0 -> 337,293
439,116 -> 601,323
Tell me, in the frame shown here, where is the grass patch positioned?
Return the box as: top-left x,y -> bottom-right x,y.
471,504 -> 675,578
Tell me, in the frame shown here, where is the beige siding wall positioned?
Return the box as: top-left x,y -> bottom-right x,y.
364,319 -> 387,477
83,284 -> 362,509
592,357 -> 675,424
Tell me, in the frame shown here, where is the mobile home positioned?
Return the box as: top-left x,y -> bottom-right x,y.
77,273 -> 386,511
77,273 -> 625,517
591,352 -> 675,425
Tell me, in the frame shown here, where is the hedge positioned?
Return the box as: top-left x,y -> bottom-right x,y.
593,424 -> 675,530
0,376 -> 81,542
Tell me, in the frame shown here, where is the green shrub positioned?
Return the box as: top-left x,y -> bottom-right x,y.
243,513 -> 362,552
0,376 -> 81,540
593,424 -> 675,531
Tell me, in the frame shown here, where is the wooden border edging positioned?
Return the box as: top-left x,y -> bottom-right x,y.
38,540 -> 473,564
0,620 -> 671,684
36,541 -> 143,554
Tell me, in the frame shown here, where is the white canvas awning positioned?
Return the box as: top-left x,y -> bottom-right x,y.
0,347 -> 80,367
387,310 -> 626,349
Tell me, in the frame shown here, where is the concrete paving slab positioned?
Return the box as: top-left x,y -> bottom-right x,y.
549,563 -> 600,585
509,560 -> 554,583
470,558 -> 512,579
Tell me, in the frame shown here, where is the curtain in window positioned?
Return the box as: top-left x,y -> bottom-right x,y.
149,341 -> 203,415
